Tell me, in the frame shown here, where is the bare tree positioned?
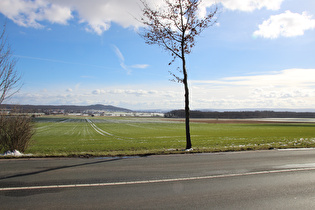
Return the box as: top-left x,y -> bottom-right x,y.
0,23 -> 21,105
140,0 -> 218,149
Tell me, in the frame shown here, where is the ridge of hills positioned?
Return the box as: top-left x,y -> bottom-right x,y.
0,104 -> 133,113
2,104 -> 315,118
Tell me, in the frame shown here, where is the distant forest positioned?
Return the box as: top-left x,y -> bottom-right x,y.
165,110 -> 315,119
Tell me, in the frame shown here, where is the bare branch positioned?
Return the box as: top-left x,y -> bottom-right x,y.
0,23 -> 21,104
140,0 -> 218,58
169,67 -> 183,83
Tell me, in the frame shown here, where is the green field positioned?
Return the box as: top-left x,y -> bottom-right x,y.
26,116 -> 315,156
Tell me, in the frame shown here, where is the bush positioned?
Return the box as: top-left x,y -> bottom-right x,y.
0,113 -> 35,153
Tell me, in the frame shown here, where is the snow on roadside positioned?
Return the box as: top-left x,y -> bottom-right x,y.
0,150 -> 32,157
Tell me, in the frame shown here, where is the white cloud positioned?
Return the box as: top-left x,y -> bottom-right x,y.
42,3 -> 72,25
8,84 -> 183,110
62,0 -> 143,35
254,10 -> 315,39
92,89 -> 102,95
8,69 -> 315,110
0,0 -> 72,28
219,0 -> 284,12
112,45 -> 131,74
112,45 -> 149,74
190,69 -> 315,109
0,0 -> 285,35
130,64 -> 150,69
92,89 -> 160,97
0,0 -> 143,34
192,69 -> 315,87
199,0 -> 283,15
112,45 -> 125,62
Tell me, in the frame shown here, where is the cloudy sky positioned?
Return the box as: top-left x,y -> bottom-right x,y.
1,0 -> 315,110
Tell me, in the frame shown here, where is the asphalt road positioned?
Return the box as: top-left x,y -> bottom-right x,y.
1,149 -> 315,209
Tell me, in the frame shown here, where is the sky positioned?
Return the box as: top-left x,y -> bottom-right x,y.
1,0 -> 315,111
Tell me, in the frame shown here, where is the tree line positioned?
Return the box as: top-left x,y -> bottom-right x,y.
165,110 -> 315,119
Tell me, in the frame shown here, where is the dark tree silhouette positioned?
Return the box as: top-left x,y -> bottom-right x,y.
0,23 -> 21,104
140,0 -> 218,149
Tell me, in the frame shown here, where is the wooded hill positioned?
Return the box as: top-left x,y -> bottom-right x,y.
165,110 -> 315,119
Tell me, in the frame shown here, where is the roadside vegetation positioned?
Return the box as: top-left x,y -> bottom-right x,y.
16,116 -> 315,157
0,113 -> 35,153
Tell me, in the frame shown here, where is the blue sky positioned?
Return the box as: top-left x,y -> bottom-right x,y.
1,0 -> 315,110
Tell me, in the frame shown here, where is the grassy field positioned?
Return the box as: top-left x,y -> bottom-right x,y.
25,116 -> 315,157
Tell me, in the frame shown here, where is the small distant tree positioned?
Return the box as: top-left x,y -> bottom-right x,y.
0,23 -> 21,105
140,0 -> 218,149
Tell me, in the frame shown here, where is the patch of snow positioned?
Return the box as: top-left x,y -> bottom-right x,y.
1,150 -> 32,157
3,150 -> 23,156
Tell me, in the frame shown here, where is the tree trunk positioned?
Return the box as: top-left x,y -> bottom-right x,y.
182,56 -> 192,149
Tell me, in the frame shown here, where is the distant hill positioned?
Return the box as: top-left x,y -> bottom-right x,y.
0,104 -> 133,114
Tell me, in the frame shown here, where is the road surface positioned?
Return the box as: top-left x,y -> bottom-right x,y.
1,149 -> 315,209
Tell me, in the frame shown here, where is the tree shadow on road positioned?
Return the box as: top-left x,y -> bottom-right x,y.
0,158 -> 123,181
